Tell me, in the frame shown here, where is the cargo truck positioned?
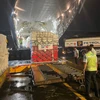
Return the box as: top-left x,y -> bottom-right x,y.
64,37 -> 100,66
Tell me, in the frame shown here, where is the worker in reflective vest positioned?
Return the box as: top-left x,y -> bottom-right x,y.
83,46 -> 99,98
90,44 -> 97,55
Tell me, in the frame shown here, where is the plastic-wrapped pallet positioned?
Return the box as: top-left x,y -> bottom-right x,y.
0,34 -> 9,76
30,32 -> 59,62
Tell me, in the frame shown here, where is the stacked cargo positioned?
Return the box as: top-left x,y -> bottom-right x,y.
31,32 -> 58,62
0,34 -> 9,75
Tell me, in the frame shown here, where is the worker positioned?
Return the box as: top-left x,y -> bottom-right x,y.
73,47 -> 79,64
90,44 -> 97,55
83,46 -> 99,98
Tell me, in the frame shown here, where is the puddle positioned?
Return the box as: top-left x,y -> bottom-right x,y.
0,92 -> 33,100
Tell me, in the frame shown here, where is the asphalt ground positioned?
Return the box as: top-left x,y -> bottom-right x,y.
0,60 -> 100,100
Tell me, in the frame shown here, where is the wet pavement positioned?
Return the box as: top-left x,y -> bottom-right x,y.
0,62 -> 100,100
33,84 -> 79,100
0,78 -> 100,100
0,69 -> 81,100
0,80 -> 79,100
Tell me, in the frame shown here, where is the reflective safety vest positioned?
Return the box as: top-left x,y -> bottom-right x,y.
86,51 -> 97,71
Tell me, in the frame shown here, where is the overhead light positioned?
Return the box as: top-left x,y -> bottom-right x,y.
61,13 -> 64,17
16,31 -> 19,33
15,0 -> 25,12
41,28 -> 45,31
66,3 -> 70,10
17,18 -> 19,21
69,10 -> 72,13
78,0 -> 81,4
15,6 -> 25,12
51,31 -> 53,33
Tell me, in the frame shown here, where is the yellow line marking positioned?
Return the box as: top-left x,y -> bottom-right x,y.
47,64 -> 65,75
63,83 -> 86,100
47,64 -> 86,100
66,60 -> 82,72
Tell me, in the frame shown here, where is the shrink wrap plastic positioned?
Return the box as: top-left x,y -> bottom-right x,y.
0,34 -> 9,76
30,32 -> 58,62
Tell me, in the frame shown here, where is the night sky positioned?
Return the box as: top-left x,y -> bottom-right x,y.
63,0 -> 100,38
59,0 -> 100,47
